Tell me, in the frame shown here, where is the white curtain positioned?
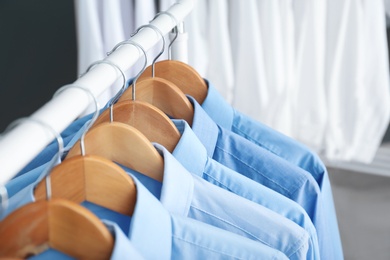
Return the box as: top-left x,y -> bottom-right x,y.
74,0 -> 390,163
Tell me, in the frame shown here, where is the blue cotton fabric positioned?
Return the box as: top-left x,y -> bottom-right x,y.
201,80 -> 343,260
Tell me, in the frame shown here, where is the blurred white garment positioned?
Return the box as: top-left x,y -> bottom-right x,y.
134,0 -> 155,28
74,0 -> 120,108
159,0 -> 176,11
291,0 -> 327,153
184,0 -> 208,77
134,0 -> 164,62
324,0 -> 390,163
206,0 -> 235,103
74,0 -> 135,108
229,0 -> 269,120
257,0 -> 292,135
279,0 -> 295,137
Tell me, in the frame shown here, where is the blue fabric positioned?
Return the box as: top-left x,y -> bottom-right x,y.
3,168 -> 287,259
189,96 -> 321,213
202,80 -> 343,260
185,96 -> 333,260
171,120 -> 320,260
122,143 -> 309,260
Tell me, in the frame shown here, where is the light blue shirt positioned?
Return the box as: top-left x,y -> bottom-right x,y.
3,167 -> 287,259
170,119 -> 320,260
123,143 -> 309,260
201,80 -> 343,260
185,95 -> 333,259
4,116 -> 319,260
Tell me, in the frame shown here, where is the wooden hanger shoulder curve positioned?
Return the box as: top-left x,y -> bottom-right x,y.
0,198 -> 113,259
138,60 -> 208,104
118,77 -> 194,126
34,154 -> 138,216
92,100 -> 180,153
66,122 -> 164,182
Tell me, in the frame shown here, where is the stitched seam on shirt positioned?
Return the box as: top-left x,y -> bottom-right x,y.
202,172 -> 234,191
285,229 -> 309,259
190,205 -> 271,246
204,168 -> 307,258
215,144 -> 292,196
171,234 -> 247,260
231,125 -> 263,147
229,126 -> 304,197
235,126 -> 284,157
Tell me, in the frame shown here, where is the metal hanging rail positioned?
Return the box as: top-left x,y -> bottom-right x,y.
0,0 -> 194,185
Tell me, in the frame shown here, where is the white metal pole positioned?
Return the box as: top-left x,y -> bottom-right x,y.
0,0 -> 194,185
170,22 -> 189,63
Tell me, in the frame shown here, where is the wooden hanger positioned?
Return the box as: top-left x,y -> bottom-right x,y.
137,12 -> 208,105
32,84 -> 139,216
34,154 -> 138,215
65,121 -> 164,182
0,198 -> 113,259
0,116 -> 114,259
104,40 -> 181,153
138,60 -> 208,104
91,101 -> 180,153
118,77 -> 194,126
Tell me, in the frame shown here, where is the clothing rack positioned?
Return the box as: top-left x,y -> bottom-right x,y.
0,0 -> 194,185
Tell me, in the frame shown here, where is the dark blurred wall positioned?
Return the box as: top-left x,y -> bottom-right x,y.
0,0 -> 77,132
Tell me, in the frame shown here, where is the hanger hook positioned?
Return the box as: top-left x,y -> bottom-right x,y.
152,11 -> 178,60
108,40 -> 147,101
0,185 -> 8,219
5,117 -> 64,201
54,85 -> 99,158
131,24 -> 164,78
83,60 -> 126,122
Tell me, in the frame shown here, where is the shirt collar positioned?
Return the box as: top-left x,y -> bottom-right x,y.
128,175 -> 172,259
103,220 -> 144,259
153,143 -> 194,217
171,119 -> 208,178
201,79 -> 234,129
187,95 -> 219,157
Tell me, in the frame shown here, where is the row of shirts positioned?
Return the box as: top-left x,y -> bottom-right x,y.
2,80 -> 343,259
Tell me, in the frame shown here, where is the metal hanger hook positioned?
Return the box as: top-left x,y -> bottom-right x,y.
108,40 -> 147,101
131,24 -> 165,77
5,117 -> 64,200
152,11 -> 179,60
54,85 -> 99,157
84,60 -> 126,122
0,185 -> 8,219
